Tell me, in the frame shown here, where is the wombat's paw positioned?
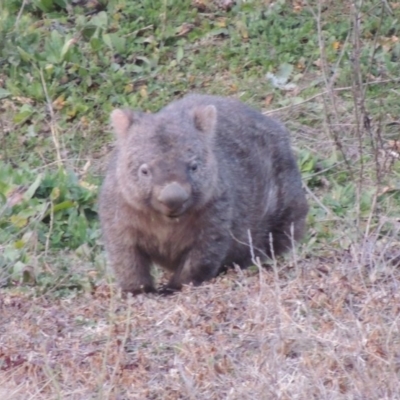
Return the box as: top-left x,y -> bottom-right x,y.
123,284 -> 156,296
157,284 -> 181,296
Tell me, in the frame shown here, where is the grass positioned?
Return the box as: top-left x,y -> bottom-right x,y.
1,0 -> 400,398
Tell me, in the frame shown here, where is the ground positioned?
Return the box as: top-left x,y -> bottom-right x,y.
1,0 -> 400,398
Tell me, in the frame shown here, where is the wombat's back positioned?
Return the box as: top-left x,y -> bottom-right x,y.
164,94 -> 305,212
162,94 -> 295,181
164,94 -> 308,258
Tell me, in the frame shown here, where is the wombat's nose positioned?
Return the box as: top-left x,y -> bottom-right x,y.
158,182 -> 190,212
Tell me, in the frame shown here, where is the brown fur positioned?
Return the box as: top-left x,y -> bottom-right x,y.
99,94 -> 308,294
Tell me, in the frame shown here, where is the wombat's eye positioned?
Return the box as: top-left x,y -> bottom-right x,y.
189,161 -> 198,172
139,164 -> 150,176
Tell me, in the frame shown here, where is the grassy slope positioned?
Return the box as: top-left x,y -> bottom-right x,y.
1,0 -> 400,398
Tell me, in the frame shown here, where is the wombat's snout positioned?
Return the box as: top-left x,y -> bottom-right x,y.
157,182 -> 190,215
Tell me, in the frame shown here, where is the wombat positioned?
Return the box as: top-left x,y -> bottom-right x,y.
99,94 -> 308,294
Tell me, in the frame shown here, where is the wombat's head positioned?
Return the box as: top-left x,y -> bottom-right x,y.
110,104 -> 219,219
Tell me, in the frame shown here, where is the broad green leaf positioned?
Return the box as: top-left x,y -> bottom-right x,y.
13,104 -> 35,124
60,38 -> 75,62
17,46 -> 34,62
176,46 -> 184,63
0,88 -> 11,99
10,214 -> 29,228
14,239 -> 25,249
209,28 -> 229,37
23,173 -> 43,201
12,261 -> 26,276
11,261 -> 34,283
82,25 -> 98,40
50,187 -> 61,201
90,37 -> 102,52
3,247 -> 20,262
52,200 -> 75,214
102,33 -> 113,50
276,63 -> 293,81
110,33 -> 126,53
34,0 -> 55,12
301,158 -> 315,173
91,12 -> 108,29
54,0 -> 67,7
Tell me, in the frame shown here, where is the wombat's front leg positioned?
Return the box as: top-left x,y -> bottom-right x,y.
163,243 -> 227,293
160,201 -> 232,293
104,233 -> 155,295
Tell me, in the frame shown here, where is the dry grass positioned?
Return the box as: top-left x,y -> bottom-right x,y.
1,246 -> 400,399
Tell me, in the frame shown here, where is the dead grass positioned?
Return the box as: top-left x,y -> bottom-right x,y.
1,246 -> 400,399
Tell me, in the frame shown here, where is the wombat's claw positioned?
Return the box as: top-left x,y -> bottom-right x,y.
124,285 -> 156,296
157,284 -> 179,296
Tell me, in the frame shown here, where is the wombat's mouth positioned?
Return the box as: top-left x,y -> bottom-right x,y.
153,207 -> 185,220
152,198 -> 191,220
166,210 -> 186,219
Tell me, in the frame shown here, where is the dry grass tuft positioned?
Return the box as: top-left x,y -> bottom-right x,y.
2,248 -> 400,399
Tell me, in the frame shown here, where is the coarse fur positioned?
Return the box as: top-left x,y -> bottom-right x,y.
99,94 -> 308,294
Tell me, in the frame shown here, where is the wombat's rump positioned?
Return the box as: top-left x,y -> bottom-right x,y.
99,94 -> 308,294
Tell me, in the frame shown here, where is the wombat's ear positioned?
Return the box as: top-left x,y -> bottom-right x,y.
192,105 -> 217,134
110,109 -> 135,139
